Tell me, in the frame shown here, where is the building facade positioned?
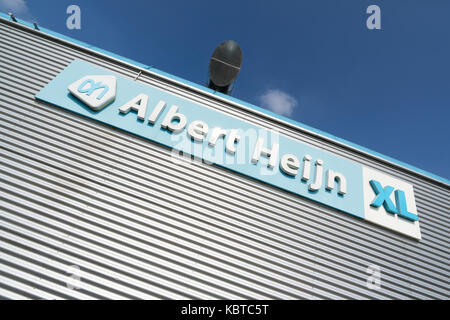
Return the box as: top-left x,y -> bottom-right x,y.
0,13 -> 449,299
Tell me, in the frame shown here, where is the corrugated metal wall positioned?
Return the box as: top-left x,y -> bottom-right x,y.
0,18 -> 449,300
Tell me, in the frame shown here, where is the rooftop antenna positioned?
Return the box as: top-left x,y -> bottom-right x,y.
8,12 -> 17,22
207,40 -> 242,95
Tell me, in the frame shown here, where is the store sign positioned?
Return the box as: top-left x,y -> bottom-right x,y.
35,59 -> 421,239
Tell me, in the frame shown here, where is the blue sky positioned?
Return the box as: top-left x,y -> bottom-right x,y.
1,0 -> 449,180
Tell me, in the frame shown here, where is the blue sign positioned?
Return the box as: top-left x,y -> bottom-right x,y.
34,59 -> 421,238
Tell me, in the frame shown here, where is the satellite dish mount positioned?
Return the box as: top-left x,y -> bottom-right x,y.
208,40 -> 242,95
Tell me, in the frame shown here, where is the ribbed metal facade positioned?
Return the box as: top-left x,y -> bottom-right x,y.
0,17 -> 449,300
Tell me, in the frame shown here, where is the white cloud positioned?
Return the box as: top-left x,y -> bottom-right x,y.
0,0 -> 30,15
260,89 -> 298,117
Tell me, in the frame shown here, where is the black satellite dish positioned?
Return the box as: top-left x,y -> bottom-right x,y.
208,40 -> 242,95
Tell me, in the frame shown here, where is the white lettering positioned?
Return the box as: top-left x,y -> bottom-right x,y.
308,159 -> 323,191
208,127 -> 227,147
251,137 -> 279,168
301,154 -> 312,181
188,120 -> 208,142
280,154 -> 299,176
226,129 -> 240,155
148,100 -> 166,124
161,105 -> 187,133
326,169 -> 347,195
119,93 -> 148,120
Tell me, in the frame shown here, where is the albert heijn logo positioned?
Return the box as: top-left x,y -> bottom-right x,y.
362,166 -> 421,240
68,75 -> 116,111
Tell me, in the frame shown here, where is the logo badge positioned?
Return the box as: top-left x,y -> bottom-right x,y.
362,167 -> 421,239
68,75 -> 116,111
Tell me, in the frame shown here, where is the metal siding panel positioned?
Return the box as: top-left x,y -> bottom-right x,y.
0,19 -> 449,300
